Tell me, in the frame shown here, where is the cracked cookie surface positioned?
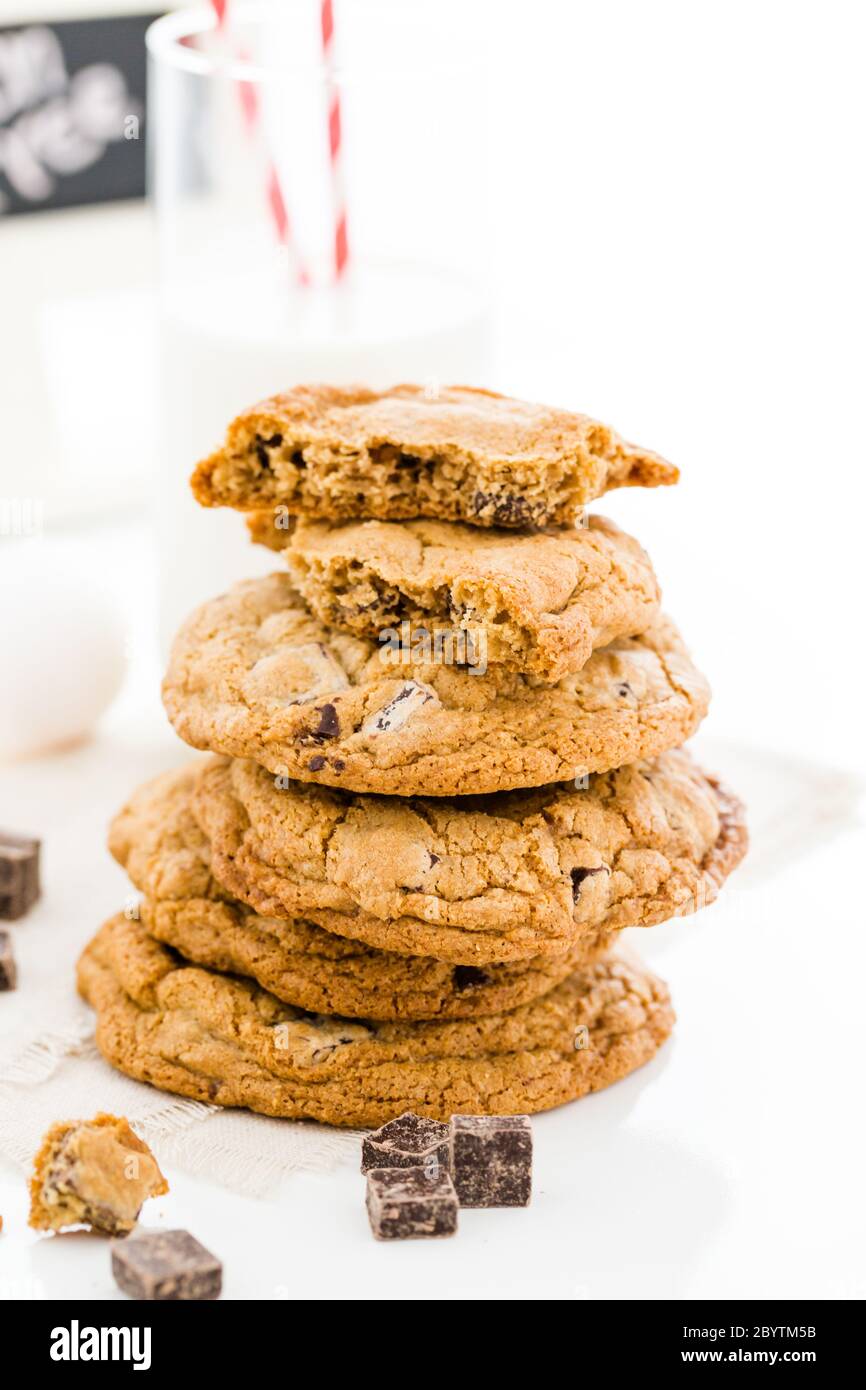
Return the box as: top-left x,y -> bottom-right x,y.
77,916 -> 675,1127
248,513 -> 661,682
109,765 -> 610,1020
162,573 -> 709,795
180,749 -> 747,965
190,383 -> 678,528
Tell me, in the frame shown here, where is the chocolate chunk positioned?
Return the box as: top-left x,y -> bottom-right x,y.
472,490 -> 539,528
331,759 -> 345,772
361,1112 -> 449,1176
314,703 -> 340,739
0,831 -> 41,920
308,755 -> 326,771
449,1115 -> 532,1207
452,965 -> 490,992
0,931 -> 17,990
111,1229 -> 222,1300
366,1166 -> 458,1241
570,865 -> 606,900
254,432 -> 283,470
361,681 -> 436,736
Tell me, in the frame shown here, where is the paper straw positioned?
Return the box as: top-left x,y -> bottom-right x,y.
210,0 -> 310,286
320,0 -> 350,280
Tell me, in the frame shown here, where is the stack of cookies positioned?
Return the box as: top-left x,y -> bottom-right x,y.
78,385 -> 747,1128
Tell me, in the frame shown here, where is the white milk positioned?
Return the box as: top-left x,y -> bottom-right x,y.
156,260 -> 491,650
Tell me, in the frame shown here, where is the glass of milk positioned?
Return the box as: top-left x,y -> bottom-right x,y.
146,1 -> 492,647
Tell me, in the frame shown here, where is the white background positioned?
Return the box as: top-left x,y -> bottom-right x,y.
1,0 -> 865,1300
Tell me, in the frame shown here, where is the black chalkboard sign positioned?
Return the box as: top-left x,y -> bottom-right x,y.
0,13 -> 160,216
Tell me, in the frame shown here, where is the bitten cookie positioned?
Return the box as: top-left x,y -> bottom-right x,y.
247,513 -> 661,683
109,765 -> 610,1020
190,383 -> 678,528
182,749 -> 747,965
29,1113 -> 168,1235
162,573 -> 710,796
77,916 -> 675,1128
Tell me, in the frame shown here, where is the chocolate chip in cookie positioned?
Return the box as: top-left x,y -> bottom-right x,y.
452,965 -> 491,992
313,703 -> 340,739
570,865 -> 608,901
361,681 -> 437,737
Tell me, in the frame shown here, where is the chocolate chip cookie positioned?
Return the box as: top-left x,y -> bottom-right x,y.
109,766 -> 610,1020
181,749 -> 746,965
190,384 -> 678,528
77,915 -> 675,1127
162,573 -> 709,796
247,513 -> 661,683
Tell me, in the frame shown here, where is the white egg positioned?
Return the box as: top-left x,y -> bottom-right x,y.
0,571 -> 125,760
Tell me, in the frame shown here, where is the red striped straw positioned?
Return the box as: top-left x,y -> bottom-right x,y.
210,0 -> 310,286
320,0 -> 350,280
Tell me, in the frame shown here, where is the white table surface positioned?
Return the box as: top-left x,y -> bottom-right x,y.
0,514 -> 864,1302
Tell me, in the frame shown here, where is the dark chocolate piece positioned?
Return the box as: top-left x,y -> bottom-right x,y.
366,1166 -> 458,1241
361,1112 -> 449,1176
452,965 -> 491,991
314,703 -> 340,739
570,865 -> 606,900
0,930 -> 17,990
449,1115 -> 533,1208
110,1229 -> 222,1300
0,831 -> 41,921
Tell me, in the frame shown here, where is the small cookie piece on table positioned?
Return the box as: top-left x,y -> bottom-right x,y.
0,931 -> 16,990
29,1113 -> 168,1236
111,1229 -> 222,1300
450,1116 -> 533,1208
361,1113 -> 449,1175
366,1167 -> 458,1241
0,831 -> 40,920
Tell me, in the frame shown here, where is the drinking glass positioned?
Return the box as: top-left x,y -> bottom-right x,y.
146,1 -> 492,643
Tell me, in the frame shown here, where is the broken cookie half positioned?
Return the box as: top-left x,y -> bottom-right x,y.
191,383 -> 678,527
29,1112 -> 168,1236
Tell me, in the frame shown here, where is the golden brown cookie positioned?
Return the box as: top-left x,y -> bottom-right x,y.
78,916 -> 675,1128
183,749 -> 746,965
190,383 -> 678,528
29,1113 -> 168,1236
109,765 -> 612,1020
162,573 -> 709,796
249,513 -> 661,683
